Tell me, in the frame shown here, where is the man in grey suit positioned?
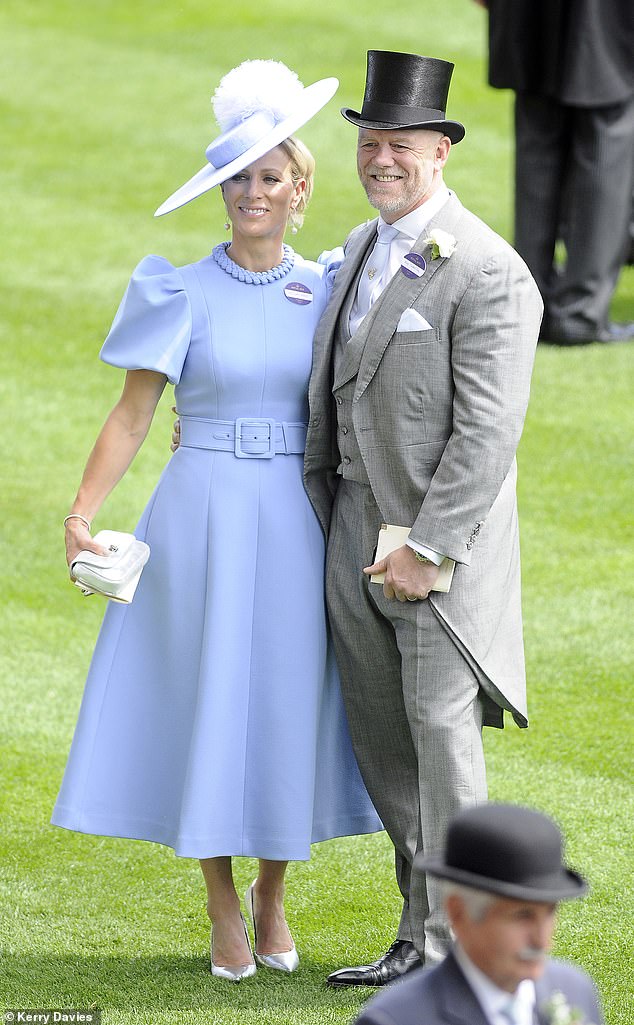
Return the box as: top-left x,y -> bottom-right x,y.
475,0 -> 634,344
353,803 -> 604,1025
303,50 -> 543,985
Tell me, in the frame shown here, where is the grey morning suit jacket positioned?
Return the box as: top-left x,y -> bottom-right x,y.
353,950 -> 604,1025
304,194 -> 543,728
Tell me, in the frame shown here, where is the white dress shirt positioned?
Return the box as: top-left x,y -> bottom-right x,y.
349,184 -> 451,335
454,943 -> 537,1025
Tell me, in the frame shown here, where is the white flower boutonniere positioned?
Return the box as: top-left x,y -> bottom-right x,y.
424,228 -> 457,260
544,990 -> 597,1025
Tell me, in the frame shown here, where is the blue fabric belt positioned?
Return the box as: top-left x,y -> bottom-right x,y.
179,415 -> 308,458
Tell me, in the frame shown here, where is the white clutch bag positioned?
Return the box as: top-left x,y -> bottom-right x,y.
70,530 -> 150,604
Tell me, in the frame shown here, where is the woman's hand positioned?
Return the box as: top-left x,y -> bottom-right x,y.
65,519 -> 109,576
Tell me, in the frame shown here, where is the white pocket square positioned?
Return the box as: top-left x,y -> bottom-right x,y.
397,309 -> 433,332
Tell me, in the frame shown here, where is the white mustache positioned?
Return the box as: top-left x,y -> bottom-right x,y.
518,947 -> 547,962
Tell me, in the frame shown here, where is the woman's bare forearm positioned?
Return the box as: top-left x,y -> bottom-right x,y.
66,369 -> 167,548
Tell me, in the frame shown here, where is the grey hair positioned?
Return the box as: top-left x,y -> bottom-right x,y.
440,881 -> 496,922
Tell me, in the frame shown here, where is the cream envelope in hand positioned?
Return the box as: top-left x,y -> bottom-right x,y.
370,524 -> 455,593
396,308 -> 433,332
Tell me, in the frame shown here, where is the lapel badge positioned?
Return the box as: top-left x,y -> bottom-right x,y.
284,282 -> 313,305
400,252 -> 427,279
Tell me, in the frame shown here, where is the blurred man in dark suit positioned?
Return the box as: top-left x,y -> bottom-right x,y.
354,803 -> 604,1025
475,0 -> 634,345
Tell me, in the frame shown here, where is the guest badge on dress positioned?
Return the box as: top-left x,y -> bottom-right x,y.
284,282 -> 313,305
401,253 -> 427,279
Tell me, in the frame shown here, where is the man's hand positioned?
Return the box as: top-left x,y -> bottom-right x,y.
171,407 -> 181,453
363,544 -> 440,601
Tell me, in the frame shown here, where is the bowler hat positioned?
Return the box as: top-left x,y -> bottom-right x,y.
342,50 -> 465,144
418,803 -> 587,902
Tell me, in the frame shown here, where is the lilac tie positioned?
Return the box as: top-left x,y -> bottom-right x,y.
356,221 -> 400,316
500,997 -> 522,1025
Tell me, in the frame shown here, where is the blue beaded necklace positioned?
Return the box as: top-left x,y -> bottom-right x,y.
212,241 -> 295,284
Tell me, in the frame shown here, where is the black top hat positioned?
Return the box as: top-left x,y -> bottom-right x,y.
342,50 -> 465,144
418,803 -> 587,902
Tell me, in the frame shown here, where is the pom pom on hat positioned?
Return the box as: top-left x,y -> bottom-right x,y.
212,59 -> 304,131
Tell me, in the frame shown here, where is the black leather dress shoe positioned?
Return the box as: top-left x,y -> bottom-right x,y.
539,320 -> 634,345
326,939 -> 422,988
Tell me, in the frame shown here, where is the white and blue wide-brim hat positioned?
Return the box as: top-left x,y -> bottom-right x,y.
155,60 -> 338,217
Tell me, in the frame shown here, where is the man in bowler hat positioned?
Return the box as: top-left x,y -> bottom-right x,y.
303,51 -> 543,984
353,803 -> 604,1025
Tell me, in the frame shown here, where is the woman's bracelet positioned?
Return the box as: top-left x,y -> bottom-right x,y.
63,513 -> 91,531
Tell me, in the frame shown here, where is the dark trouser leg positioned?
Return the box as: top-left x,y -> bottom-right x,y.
548,99 -> 634,335
514,92 -> 568,303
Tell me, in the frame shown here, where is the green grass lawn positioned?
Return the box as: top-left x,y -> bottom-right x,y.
1,2 -> 633,1023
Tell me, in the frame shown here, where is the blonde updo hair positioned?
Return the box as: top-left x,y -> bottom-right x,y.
280,135 -> 315,231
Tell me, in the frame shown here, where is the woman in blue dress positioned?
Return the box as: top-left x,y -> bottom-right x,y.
54,60 -> 381,982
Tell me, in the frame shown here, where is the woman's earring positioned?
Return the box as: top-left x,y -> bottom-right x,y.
289,208 -> 300,235
224,221 -> 230,231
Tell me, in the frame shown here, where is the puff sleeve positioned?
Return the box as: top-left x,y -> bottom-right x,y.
317,246 -> 345,295
99,255 -> 192,385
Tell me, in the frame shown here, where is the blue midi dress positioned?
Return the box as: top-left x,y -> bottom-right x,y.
52,243 -> 381,859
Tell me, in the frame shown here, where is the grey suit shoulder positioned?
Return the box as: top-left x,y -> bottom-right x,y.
428,201 -> 539,293
353,950 -> 604,1025
341,199 -> 539,296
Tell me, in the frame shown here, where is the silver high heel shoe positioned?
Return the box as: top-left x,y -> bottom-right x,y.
245,879 -> 299,973
210,912 -> 257,981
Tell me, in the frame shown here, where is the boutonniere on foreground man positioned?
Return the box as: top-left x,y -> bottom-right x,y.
424,228 -> 457,259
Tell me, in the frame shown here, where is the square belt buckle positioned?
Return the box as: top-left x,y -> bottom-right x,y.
234,417 -> 277,458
